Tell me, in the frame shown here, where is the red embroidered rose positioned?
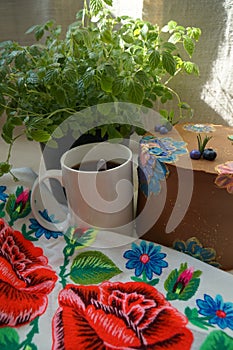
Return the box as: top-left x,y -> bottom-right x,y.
52,281 -> 193,349
0,218 -> 57,327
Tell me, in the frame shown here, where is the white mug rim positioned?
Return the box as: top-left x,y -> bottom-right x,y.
60,142 -> 133,174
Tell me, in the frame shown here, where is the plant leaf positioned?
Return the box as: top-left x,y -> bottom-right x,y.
128,81 -> 144,104
168,32 -> 182,44
149,50 -> 160,69
70,250 -> 122,284
183,35 -> 195,57
162,51 -> 176,75
89,0 -> 103,14
100,75 -> 113,92
135,70 -> 150,87
29,130 -> 51,142
112,77 -> 125,96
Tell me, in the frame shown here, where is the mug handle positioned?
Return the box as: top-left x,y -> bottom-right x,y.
31,170 -> 70,232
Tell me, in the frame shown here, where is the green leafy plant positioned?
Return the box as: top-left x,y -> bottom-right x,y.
0,0 -> 201,178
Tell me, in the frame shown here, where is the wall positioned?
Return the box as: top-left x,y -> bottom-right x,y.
0,0 -> 82,45
143,0 -> 233,126
0,0 -> 233,126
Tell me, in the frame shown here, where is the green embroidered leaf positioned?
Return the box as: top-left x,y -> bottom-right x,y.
70,251 -> 122,284
15,186 -> 23,197
166,291 -> 178,300
185,307 -> 212,330
0,202 -> 5,218
0,327 -> 19,349
192,269 -> 202,278
21,224 -> 38,241
130,276 -> 159,286
164,268 -> 178,292
75,228 -> 97,249
178,262 -> 188,273
148,278 -> 160,286
200,330 -> 233,350
178,278 -> 200,300
24,345 -> 38,350
5,193 -> 16,217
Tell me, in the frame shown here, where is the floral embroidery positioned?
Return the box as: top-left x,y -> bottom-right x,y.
173,266 -> 194,294
196,294 -> 233,330
0,218 -> 57,327
215,161 -> 233,194
164,263 -> 202,301
183,123 -> 215,133
29,209 -> 63,239
15,187 -> 30,209
52,281 -> 194,349
0,186 -> 8,202
173,237 -> 221,268
6,186 -> 31,225
123,240 -> 168,281
138,135 -> 187,196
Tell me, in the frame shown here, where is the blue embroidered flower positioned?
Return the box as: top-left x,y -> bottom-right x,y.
123,240 -> 168,280
173,237 -> 221,268
29,209 -> 63,239
0,186 -> 8,202
196,294 -> 233,330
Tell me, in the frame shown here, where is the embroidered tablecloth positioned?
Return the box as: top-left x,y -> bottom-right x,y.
0,168 -> 233,350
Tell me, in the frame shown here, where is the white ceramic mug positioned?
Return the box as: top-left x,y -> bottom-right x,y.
31,142 -> 134,234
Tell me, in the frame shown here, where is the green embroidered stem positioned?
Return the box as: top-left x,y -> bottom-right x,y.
8,217 -> 15,226
17,317 -> 39,350
59,247 -> 73,288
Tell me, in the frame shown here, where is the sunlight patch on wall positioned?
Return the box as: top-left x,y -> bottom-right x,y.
112,0 -> 143,19
201,0 -> 233,126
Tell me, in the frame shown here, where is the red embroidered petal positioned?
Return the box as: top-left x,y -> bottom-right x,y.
86,305 -> 141,348
0,220 -> 47,266
53,282 -> 193,349
148,327 -> 193,350
0,257 -> 27,288
52,306 -> 105,350
0,283 -> 48,327
0,219 -> 57,327
142,306 -> 190,345
100,281 -> 167,307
